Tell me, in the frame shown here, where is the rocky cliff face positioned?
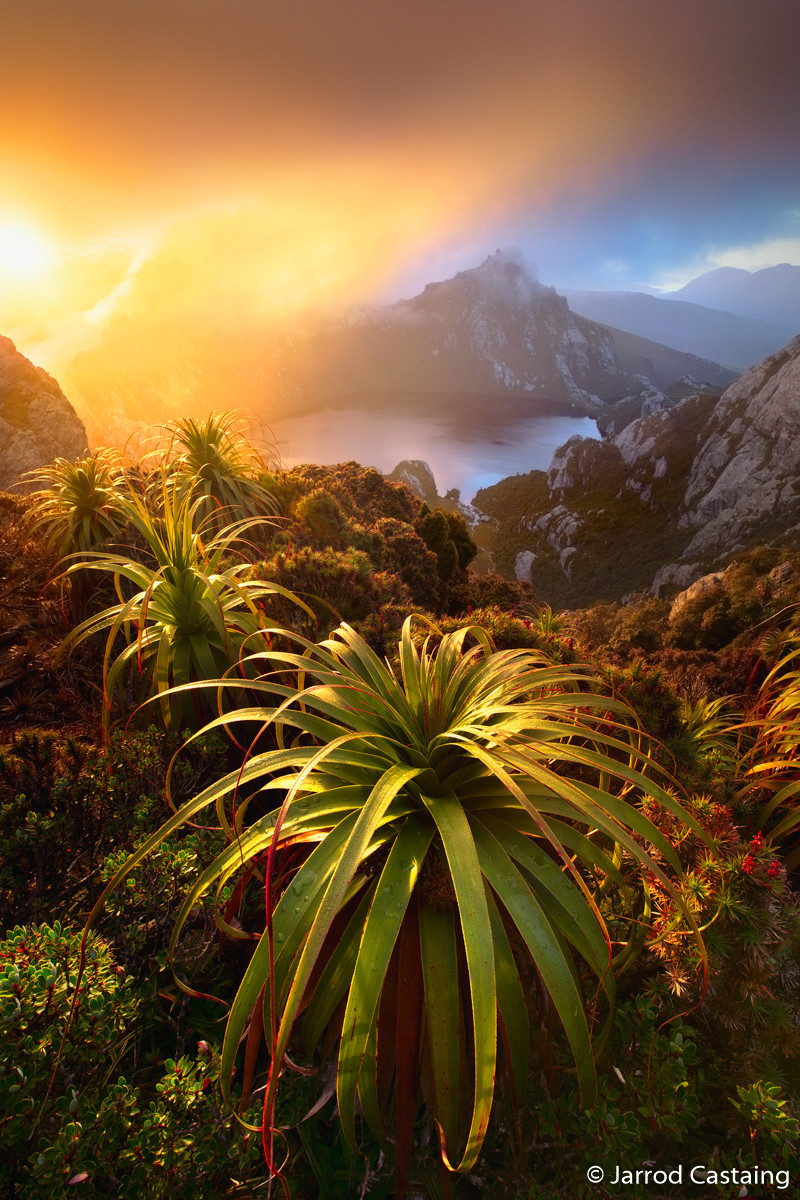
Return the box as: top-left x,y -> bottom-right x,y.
678,340 -> 800,556
0,336 -> 87,490
475,335 -> 800,607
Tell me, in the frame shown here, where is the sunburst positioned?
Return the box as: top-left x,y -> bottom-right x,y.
0,221 -> 51,278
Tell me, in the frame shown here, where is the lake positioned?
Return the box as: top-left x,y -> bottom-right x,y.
265,393 -> 598,502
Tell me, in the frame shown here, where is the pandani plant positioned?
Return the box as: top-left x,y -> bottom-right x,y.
93,617 -> 708,1196
157,411 -> 280,534
24,448 -> 128,560
24,448 -> 129,615
58,473 -> 311,734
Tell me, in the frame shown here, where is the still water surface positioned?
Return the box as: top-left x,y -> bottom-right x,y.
267,394 -> 598,502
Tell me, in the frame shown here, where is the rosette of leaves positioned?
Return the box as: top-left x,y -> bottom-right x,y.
58,478 -> 311,733
160,411 -> 279,533
25,449 -> 130,614
25,448 -> 128,560
100,617 -> 707,1192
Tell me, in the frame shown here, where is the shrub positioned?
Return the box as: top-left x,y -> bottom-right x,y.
99,829 -> 225,970
432,606 -> 580,660
480,998 -> 706,1200
294,487 -> 349,547
276,462 -> 419,527
0,921 -> 265,1197
414,505 -> 477,582
475,994 -> 800,1200
371,517 -> 440,607
599,659 -> 684,745
447,569 -> 533,614
640,791 -> 800,1085
0,726 -> 226,927
0,921 -> 140,1189
609,595 -> 670,654
256,544 -> 411,631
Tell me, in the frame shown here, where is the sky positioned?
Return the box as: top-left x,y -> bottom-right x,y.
1,0 -> 799,407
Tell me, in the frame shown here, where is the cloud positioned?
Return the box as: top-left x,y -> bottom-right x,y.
3,0 -> 799,251
712,237 -> 800,273
2,0 -> 800,395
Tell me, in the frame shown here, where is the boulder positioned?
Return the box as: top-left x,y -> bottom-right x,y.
669,570 -> 726,620
386,459 -> 439,506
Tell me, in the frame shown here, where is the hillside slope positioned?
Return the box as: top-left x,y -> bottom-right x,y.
668,264 -> 800,331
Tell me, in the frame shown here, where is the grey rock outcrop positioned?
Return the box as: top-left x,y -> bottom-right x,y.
669,571 -> 726,620
650,561 -> 704,596
679,337 -> 800,555
0,336 -> 87,490
473,333 -> 800,607
386,459 -> 439,507
514,549 -> 537,581
769,561 -> 795,592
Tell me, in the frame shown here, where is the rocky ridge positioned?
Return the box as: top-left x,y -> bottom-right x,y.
474,335 -> 800,607
0,336 -> 87,491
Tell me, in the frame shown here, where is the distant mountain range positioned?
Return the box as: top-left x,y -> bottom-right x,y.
561,264 -> 800,374
667,264 -> 800,329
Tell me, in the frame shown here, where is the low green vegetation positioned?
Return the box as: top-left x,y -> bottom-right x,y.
1,413 -> 799,1197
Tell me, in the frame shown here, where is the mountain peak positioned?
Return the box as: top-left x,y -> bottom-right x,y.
465,246 -> 541,289
477,246 -> 531,275
668,263 -> 800,330
415,247 -> 549,315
